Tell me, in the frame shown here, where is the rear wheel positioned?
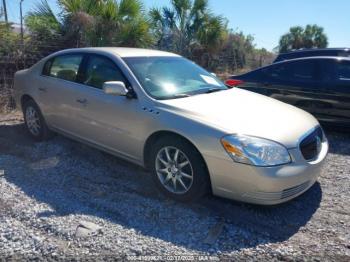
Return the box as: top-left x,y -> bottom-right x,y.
150,136 -> 210,202
23,99 -> 53,141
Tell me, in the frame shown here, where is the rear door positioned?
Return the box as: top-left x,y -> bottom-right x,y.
319,59 -> 350,124
38,53 -> 85,135
234,70 -> 267,95
260,60 -> 328,117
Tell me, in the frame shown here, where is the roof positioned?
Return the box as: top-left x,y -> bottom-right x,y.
279,47 -> 350,55
56,47 -> 181,58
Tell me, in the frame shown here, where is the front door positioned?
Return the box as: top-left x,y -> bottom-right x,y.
319,59 -> 350,125
69,54 -> 146,161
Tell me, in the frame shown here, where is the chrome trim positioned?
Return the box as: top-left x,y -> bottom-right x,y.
297,125 -> 325,162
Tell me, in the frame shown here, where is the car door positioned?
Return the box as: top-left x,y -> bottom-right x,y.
259,62 -> 295,101
37,53 -> 86,134
69,54 -> 144,161
233,70 -> 268,95
262,60 -> 327,116
284,59 -> 328,117
319,59 -> 350,124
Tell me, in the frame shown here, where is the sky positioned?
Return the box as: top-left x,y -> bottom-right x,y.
3,0 -> 350,51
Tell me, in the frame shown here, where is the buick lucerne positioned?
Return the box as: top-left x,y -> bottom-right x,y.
14,48 -> 328,205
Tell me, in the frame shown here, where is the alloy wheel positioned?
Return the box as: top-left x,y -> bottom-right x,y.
155,146 -> 194,194
25,106 -> 41,136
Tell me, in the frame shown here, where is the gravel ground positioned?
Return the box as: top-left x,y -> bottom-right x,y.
0,112 -> 349,261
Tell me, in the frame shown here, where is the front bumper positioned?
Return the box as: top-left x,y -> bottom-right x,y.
205,140 -> 328,205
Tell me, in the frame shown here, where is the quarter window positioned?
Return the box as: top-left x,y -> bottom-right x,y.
83,55 -> 127,89
48,55 -> 83,82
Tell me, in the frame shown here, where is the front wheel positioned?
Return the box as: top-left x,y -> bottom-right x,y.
150,136 -> 210,202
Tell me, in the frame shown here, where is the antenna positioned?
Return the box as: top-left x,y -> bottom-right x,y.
20,0 -> 24,44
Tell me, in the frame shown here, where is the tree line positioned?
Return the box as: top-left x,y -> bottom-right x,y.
0,0 -> 329,75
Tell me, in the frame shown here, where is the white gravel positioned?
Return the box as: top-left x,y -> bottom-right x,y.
0,112 -> 349,261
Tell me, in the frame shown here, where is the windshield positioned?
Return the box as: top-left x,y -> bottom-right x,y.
123,56 -> 227,99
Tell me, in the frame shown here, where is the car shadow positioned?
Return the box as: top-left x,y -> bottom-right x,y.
322,124 -> 350,156
0,122 -> 325,253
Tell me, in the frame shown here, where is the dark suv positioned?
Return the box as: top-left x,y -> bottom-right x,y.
274,48 -> 350,63
226,57 -> 350,126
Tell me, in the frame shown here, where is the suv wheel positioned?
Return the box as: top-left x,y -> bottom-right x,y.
150,136 -> 210,202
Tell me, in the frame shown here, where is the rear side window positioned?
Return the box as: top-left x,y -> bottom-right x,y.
291,60 -> 316,81
48,55 -> 83,82
83,55 -> 127,89
262,60 -> 316,82
262,64 -> 292,81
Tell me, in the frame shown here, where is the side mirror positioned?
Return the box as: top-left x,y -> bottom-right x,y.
103,81 -> 128,96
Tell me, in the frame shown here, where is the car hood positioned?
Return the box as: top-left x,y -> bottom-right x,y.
158,88 -> 319,148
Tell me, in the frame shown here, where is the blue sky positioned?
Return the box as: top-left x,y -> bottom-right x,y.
4,0 -> 350,51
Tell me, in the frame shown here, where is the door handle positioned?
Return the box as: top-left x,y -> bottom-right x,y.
76,98 -> 87,105
38,87 -> 47,92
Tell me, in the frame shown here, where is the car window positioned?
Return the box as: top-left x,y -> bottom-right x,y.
318,60 -> 336,81
262,64 -> 291,81
338,51 -> 350,58
83,55 -> 127,89
291,60 -> 315,81
49,55 -> 83,82
336,61 -> 350,80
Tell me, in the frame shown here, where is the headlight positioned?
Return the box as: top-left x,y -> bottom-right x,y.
221,135 -> 291,166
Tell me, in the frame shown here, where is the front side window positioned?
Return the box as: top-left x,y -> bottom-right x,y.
49,55 -> 83,82
123,56 -> 227,99
83,55 -> 127,89
336,61 -> 350,80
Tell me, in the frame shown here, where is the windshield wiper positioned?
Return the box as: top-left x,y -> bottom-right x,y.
161,93 -> 191,100
205,88 -> 225,94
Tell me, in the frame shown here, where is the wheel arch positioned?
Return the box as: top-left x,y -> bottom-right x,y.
143,131 -> 211,185
21,94 -> 36,109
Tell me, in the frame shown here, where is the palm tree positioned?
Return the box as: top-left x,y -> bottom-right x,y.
278,24 -> 328,53
25,0 -> 153,48
149,0 -> 226,56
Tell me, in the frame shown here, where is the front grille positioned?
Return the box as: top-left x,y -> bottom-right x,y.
300,127 -> 323,161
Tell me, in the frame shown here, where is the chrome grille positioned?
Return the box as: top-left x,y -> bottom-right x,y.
299,127 -> 323,161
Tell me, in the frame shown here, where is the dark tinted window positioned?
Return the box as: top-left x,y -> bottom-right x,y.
338,51 -> 350,58
319,60 -> 336,81
263,60 -> 316,82
83,55 -> 127,89
262,63 -> 293,81
49,55 -> 83,82
336,61 -> 350,80
291,60 -> 316,81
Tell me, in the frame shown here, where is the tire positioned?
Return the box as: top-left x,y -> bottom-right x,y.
23,99 -> 53,141
150,136 -> 210,202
